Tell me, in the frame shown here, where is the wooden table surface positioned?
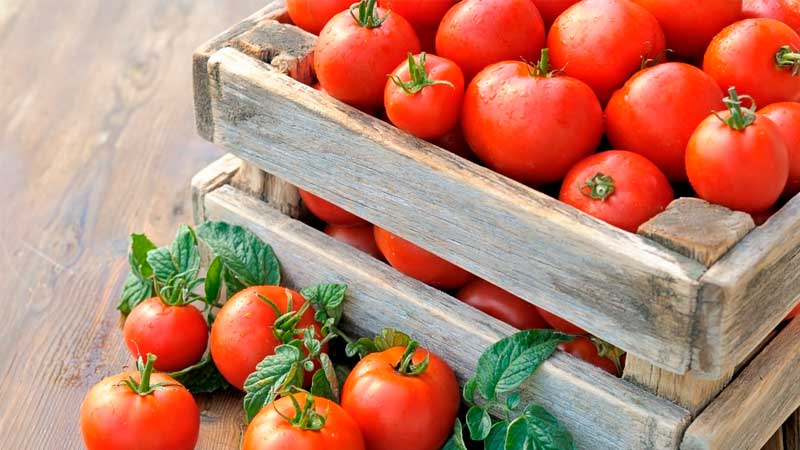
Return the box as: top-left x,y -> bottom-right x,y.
0,0 -> 265,448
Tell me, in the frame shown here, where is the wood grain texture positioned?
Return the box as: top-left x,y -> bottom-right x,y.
203,46 -> 709,374
681,317 -> 800,450
201,183 -> 692,450
763,430 -> 785,450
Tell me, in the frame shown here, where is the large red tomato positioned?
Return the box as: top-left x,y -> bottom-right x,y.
341,345 -> 460,450
456,278 -> 550,330
287,0 -> 353,35
548,0 -> 666,104
315,0 -> 420,108
743,0 -> 800,34
325,224 -> 383,259
704,18 -> 800,107
377,0 -> 458,30
462,56 -> 603,185
436,0 -> 545,80
758,102 -> 800,197
605,62 -> 724,182
300,189 -> 367,226
559,337 -> 619,376
533,0 -> 581,27
536,308 -> 589,335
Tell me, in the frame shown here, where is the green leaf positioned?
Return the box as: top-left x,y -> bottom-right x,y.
118,273 -> 153,314
476,330 -> 573,401
169,355 -> 229,394
346,337 -> 378,358
442,419 -> 469,450
204,256 -> 223,304
146,225 -> 201,282
223,266 -> 247,298
243,345 -> 303,421
197,221 -> 280,287
128,233 -> 156,279
345,328 -> 412,358
301,283 -> 346,326
466,405 -> 493,441
523,405 -> 576,450
506,392 -> 522,411
504,417 -> 530,450
463,378 -> 478,405
310,354 -> 339,402
486,421 -> 509,450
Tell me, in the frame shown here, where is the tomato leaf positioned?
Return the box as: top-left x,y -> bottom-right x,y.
128,233 -> 156,279
345,328 -> 412,358
169,355 -> 229,395
463,378 -> 478,405
301,283 -> 346,326
467,406 -> 493,441
204,256 -> 223,305
442,419 -> 468,450
523,404 -> 576,450
147,225 -> 201,283
118,272 -> 153,314
310,354 -> 339,402
504,416 -> 529,450
485,421 -> 509,450
243,345 -> 303,421
506,392 -> 522,411
223,266 -> 247,298
196,221 -> 280,288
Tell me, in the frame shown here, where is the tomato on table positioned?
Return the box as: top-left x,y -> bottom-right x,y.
300,189 -> 367,226
286,0 -> 353,35
536,308 -> 588,335
377,0 -> 457,30
743,0 -> 800,34
758,101 -> 800,197
456,278 -> 550,330
325,224 -> 383,259
532,0 -> 581,27
559,337 -> 621,376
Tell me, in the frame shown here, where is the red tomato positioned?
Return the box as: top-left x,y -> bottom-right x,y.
704,18 -> 800,107
533,0 -> 581,27
385,53 -> 465,140
287,0 -> 353,35
560,151 -> 674,232
341,345 -> 460,450
786,301 -> 800,321
123,297 -> 208,372
548,0 -> 666,104
430,127 -> 476,161
81,355 -> 200,450
559,337 -> 619,376
377,0 -> 458,30
210,286 -> 322,391
312,83 -> 377,115
536,308 -> 588,334
456,279 -> 550,330
686,88 -> 789,213
436,0 -> 545,80
606,62 -> 724,182
315,0 -> 420,108
631,0 -> 742,59
462,56 -> 603,186
242,393 -> 366,450
325,224 -> 383,259
758,102 -> 800,197
300,189 -> 367,226
374,227 -> 474,289
744,0 -> 800,34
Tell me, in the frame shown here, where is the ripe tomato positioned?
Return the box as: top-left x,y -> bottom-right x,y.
123,297 -> 208,372
462,55 -> 603,186
436,0 -> 545,80
560,151 -> 674,233
287,0 -> 353,35
210,286 -> 322,390
786,301 -> 800,321
704,18 -> 800,107
536,308 -> 588,334
631,0 -> 743,59
559,337 -> 619,376
377,0 -> 458,30
325,224 -> 383,259
374,227 -> 474,289
744,0 -> 800,34
457,279 -> 550,330
758,102 -> 800,197
81,355 -> 200,450
300,189 -> 367,226
533,0 -> 581,27
686,88 -> 789,213
341,345 -> 460,450
242,393 -> 366,450
315,0 -> 420,108
606,62 -> 724,182
548,0 -> 666,104
385,53 -> 465,140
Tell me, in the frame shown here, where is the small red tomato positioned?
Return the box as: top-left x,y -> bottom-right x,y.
532,0 -> 581,27
242,393 -> 366,450
456,278 -> 550,330
436,0 -> 545,80
287,0 -> 353,35
374,226 -> 474,290
606,62 -> 724,182
704,18 -> 800,107
341,344 -> 460,450
385,53 -> 465,140
123,297 -> 208,372
560,151 -> 674,232
315,0 -> 420,108
548,0 -> 666,104
744,0 -> 800,34
786,301 -> 800,321
559,337 -> 620,376
462,52 -> 603,185
81,355 -> 200,450
325,224 -> 383,259
377,0 -> 458,30
300,189 -> 367,226
758,102 -> 800,197
536,308 -> 589,335
687,88 -> 789,213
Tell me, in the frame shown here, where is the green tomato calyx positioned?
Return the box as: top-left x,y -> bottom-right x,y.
275,391 -> 329,431
714,87 -> 757,131
776,45 -> 800,76
390,53 -> 455,95
581,173 -> 616,201
394,340 -> 430,376
350,0 -> 389,28
122,354 -> 174,396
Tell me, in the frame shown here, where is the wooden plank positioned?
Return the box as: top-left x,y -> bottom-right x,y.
202,46 -> 709,374
763,430 -> 785,450
200,184 -> 692,450
681,317 -> 800,450
191,153 -> 242,226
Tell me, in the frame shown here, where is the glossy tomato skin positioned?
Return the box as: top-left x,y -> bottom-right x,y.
560,151 -> 674,232
378,0 -> 458,30
123,298 -> 208,372
462,61 -> 603,185
548,0 -> 666,104
210,286 -> 322,391
374,227 -> 474,289
758,102 -> 800,197
341,346 -> 460,450
606,63 -> 724,182
559,337 -> 618,376
456,279 -> 550,330
242,394 -> 366,450
536,308 -> 588,335
632,0 -> 742,59
385,54 -> 465,139
533,0 -> 581,27
325,224 -> 383,259
686,113 -> 789,213
436,0 -> 545,80
315,7 -> 420,109
81,372 -> 199,450
704,18 -> 800,107
287,0 -> 353,35
743,0 -> 800,33
300,189 -> 367,226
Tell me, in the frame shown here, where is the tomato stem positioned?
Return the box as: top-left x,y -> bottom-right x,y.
529,48 -> 559,78
580,173 -> 616,201
122,354 -> 173,395
776,45 -> 800,76
640,49 -> 673,70
394,341 -> 430,376
714,87 -> 757,131
389,52 -> 455,95
275,390 -> 328,431
349,0 -> 389,28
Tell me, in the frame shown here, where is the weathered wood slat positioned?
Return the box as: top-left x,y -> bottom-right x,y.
203,46 -> 708,374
